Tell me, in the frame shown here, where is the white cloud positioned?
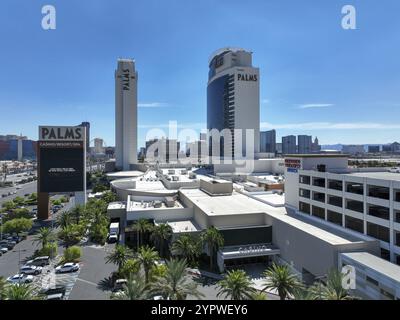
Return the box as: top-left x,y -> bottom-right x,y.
260,122 -> 400,130
138,102 -> 170,108
298,103 -> 334,109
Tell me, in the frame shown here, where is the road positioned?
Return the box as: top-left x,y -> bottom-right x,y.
0,181 -> 37,205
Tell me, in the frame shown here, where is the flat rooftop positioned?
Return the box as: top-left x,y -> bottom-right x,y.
164,220 -> 201,233
180,188 -> 268,216
107,171 -> 144,179
344,171 -> 400,182
251,193 -> 285,207
341,252 -> 400,283
107,201 -> 126,210
127,198 -> 183,211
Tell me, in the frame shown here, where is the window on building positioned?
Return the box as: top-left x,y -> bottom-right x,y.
328,195 -> 343,207
380,288 -> 395,300
328,179 -> 343,191
345,216 -> 364,233
366,276 -> 379,287
367,222 -> 389,243
381,248 -> 391,261
396,211 -> 400,224
368,185 -> 390,200
312,177 -> 326,188
396,254 -> 400,266
368,204 -> 390,220
327,210 -> 343,226
299,189 -> 311,199
299,202 -> 310,214
346,182 -> 364,195
394,189 -> 400,202
346,199 -> 364,213
299,175 -> 311,185
313,192 -> 325,203
312,206 -> 325,220
395,231 -> 400,247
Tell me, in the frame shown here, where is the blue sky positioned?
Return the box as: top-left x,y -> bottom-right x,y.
0,0 -> 399,148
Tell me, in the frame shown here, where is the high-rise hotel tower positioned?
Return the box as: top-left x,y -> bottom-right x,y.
115,59 -> 138,171
207,48 -> 260,159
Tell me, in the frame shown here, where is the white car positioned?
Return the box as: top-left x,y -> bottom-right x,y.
7,274 -> 34,284
20,265 -> 43,275
0,247 -> 8,254
389,167 -> 400,173
55,262 -> 80,274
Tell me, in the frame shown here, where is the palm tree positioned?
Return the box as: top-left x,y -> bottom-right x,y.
150,258 -> 204,300
105,244 -> 132,272
312,269 -> 355,300
217,270 -> 255,300
200,227 -> 224,271
70,205 -> 84,224
33,227 -> 54,249
262,263 -> 302,300
251,291 -> 268,300
3,283 -> 38,300
57,211 -> 72,228
0,277 -> 8,300
133,219 -> 153,247
171,234 -> 201,267
151,223 -> 172,258
292,286 -> 315,300
111,273 -> 148,300
136,246 -> 159,284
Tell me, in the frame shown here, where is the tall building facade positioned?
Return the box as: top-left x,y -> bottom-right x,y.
115,59 -> 138,171
298,135 -> 312,154
282,135 -> 297,154
207,48 -> 260,159
260,130 -> 276,154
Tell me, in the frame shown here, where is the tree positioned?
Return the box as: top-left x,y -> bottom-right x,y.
150,258 -> 204,300
2,200 -> 16,211
200,226 -> 224,271
106,245 -> 132,272
111,273 -> 149,300
262,263 -> 302,300
136,246 -> 159,284
13,196 -> 25,206
63,246 -> 82,263
251,291 -> 268,300
58,224 -> 83,247
3,283 -> 39,300
5,208 -> 31,221
217,270 -> 255,300
92,183 -> 108,193
151,223 -> 172,258
119,259 -> 140,279
171,234 -> 201,267
34,227 -> 54,249
0,277 -> 8,300
101,191 -> 118,204
2,218 -> 32,236
133,219 -> 153,247
57,211 -> 72,228
69,205 -> 84,224
311,269 -> 355,300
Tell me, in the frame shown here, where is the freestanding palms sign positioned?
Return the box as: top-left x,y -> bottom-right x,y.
37,126 -> 86,220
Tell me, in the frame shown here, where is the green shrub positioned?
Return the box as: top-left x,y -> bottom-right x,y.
63,246 -> 82,263
38,242 -> 58,258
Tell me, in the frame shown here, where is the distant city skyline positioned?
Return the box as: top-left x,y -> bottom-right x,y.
1,1 -> 399,147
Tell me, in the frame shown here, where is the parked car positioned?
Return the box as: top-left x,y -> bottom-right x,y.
27,256 -> 50,267
20,265 -> 43,275
7,274 -> 34,284
55,263 -> 79,274
40,286 -> 66,300
0,247 -> 8,254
